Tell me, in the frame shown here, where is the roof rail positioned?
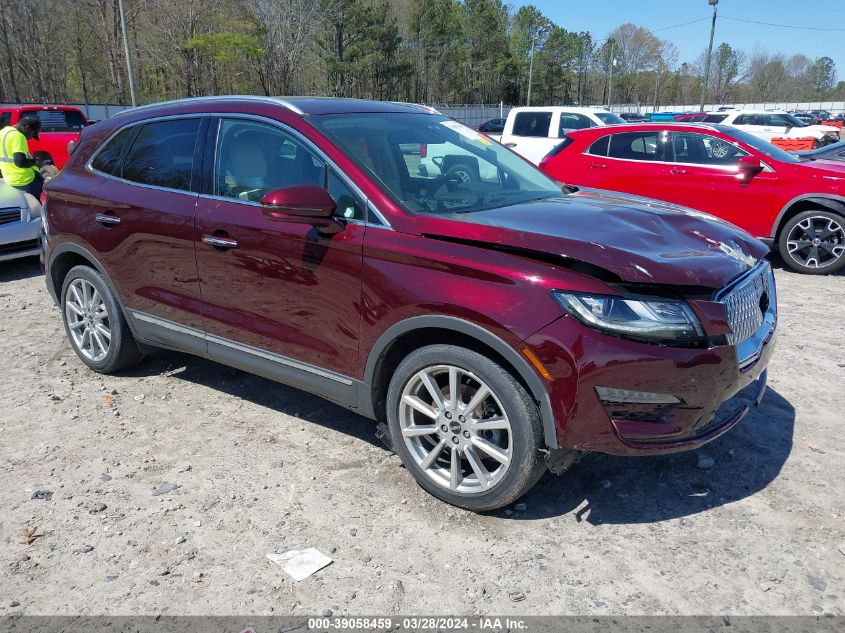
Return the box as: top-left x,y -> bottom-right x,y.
112,95 -> 305,118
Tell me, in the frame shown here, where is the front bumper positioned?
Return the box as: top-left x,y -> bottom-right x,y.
0,216 -> 41,262
523,278 -> 777,456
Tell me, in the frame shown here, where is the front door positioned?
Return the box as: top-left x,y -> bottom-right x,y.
661,131 -> 777,237
194,117 -> 366,398
86,117 -> 206,338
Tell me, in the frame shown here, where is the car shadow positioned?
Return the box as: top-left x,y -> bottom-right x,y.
512,386 -> 795,524
119,350 -> 795,525
0,255 -> 42,282
767,251 -> 845,276
117,350 -> 382,448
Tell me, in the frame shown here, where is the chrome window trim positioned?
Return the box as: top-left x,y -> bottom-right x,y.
86,112 -> 392,229
85,113 -> 204,196
580,130 -> 777,173
130,310 -> 354,385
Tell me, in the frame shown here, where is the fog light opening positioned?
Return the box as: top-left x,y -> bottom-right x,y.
595,386 -> 681,405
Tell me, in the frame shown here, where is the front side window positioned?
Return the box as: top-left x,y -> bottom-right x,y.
91,126 -> 136,176
309,113 -> 561,215
558,113 -> 595,135
215,119 -> 325,203
607,131 -> 668,162
122,118 -> 201,191
0,112 -> 11,128
327,171 -> 365,220
670,132 -> 749,166
512,112 -> 552,137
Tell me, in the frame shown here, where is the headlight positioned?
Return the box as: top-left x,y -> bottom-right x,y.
551,291 -> 704,343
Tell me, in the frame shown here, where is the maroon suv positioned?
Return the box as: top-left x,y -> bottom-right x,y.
42,97 -> 777,511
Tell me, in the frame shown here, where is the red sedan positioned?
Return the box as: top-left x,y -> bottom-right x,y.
540,122 -> 845,274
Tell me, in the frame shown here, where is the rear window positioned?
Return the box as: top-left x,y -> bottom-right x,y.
0,112 -> 11,129
595,112 -> 625,125
512,112 -> 552,137
121,118 -> 201,191
90,126 -> 136,176
587,136 -> 610,156
703,114 -> 728,123
608,131 -> 667,161
24,109 -> 87,132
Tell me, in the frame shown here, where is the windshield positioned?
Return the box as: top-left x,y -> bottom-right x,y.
596,112 -> 625,125
310,113 -> 562,214
718,127 -> 802,164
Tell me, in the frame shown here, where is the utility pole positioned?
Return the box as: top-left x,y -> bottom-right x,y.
654,60 -> 661,112
527,32 -> 537,106
699,0 -> 718,112
607,40 -> 615,109
118,0 -> 138,107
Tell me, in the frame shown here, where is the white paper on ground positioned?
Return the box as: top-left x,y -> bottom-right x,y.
266,548 -> 333,581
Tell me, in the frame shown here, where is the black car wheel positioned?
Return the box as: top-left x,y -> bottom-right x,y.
778,210 -> 845,275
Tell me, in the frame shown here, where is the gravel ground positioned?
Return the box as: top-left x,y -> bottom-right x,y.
1,256 -> 843,616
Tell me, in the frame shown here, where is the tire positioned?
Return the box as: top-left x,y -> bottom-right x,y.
444,164 -> 478,183
61,265 -> 144,373
386,344 -> 546,512
778,209 -> 845,275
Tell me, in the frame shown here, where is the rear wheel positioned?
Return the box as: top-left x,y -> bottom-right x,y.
778,210 -> 845,274
61,265 -> 144,372
386,344 -> 546,512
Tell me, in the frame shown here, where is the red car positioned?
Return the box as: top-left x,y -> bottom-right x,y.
0,105 -> 89,169
42,97 -> 776,510
540,122 -> 845,275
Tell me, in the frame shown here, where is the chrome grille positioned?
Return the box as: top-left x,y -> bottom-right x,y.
0,208 -> 22,225
722,264 -> 770,345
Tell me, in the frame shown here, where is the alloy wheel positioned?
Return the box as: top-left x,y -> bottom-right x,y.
786,216 -> 845,269
398,364 -> 512,494
65,278 -> 111,362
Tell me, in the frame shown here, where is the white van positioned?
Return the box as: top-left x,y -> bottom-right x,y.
496,106 -> 625,164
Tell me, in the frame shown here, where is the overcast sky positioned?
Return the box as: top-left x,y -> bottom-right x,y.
516,0 -> 844,81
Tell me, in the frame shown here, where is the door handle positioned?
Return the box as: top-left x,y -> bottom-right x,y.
95,212 -> 121,226
202,234 -> 238,250
669,168 -> 690,175
589,162 -> 608,169
505,142 -> 517,148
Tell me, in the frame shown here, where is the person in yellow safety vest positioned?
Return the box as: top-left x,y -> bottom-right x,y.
0,116 -> 44,198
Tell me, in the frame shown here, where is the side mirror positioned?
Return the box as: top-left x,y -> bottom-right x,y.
737,155 -> 763,180
259,185 -> 343,234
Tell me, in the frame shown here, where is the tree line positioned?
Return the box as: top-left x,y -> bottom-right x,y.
1,0 -> 842,108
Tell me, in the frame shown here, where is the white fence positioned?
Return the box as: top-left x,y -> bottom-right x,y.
609,101 -> 845,114
6,100 -> 843,126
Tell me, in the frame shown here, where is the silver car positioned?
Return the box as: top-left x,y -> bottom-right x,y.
0,181 -> 42,262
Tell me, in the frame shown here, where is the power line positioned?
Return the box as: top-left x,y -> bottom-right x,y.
720,15 -> 845,32
654,16 -> 710,32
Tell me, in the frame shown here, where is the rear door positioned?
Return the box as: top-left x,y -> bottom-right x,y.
86,116 -> 206,348
502,111 -> 556,165
585,129 -> 670,198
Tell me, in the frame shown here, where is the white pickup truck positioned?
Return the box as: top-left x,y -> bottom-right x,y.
493,106 -> 625,164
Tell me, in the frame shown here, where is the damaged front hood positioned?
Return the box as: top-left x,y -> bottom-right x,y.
416,190 -> 769,288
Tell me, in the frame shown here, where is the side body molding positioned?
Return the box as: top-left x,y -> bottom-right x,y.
362,315 -> 559,449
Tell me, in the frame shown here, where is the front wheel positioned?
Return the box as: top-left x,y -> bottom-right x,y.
778,210 -> 845,274
386,345 -> 546,512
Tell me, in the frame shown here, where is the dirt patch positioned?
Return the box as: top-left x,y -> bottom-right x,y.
1,257 -> 843,615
